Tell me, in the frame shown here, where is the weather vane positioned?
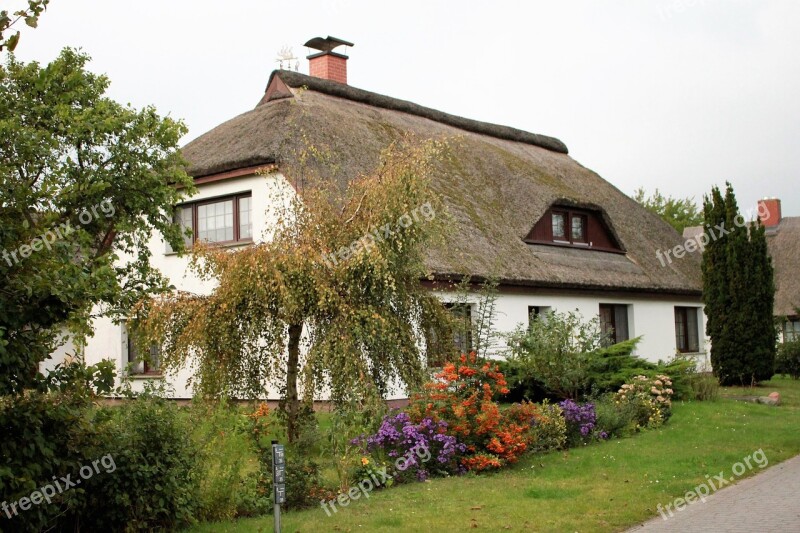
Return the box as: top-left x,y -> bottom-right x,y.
276,46 -> 298,71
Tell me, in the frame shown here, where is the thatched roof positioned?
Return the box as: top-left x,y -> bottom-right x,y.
767,217 -> 800,317
182,70 -> 702,295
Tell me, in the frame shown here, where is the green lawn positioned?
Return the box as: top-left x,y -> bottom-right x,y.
188,377 -> 800,532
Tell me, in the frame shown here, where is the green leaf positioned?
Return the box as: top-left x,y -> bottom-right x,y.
6,31 -> 20,51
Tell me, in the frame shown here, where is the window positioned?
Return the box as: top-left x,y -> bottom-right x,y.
123,321 -> 161,375
674,307 -> 700,353
599,304 -> 630,345
552,212 -> 566,239
785,319 -> 800,342
528,306 -> 551,328
168,193 -> 252,251
552,210 -> 588,245
571,215 -> 587,242
526,205 -> 623,252
445,303 -> 473,355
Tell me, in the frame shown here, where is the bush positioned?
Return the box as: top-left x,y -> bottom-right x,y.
408,352 -> 529,471
559,399 -> 608,446
84,394 -> 202,531
192,400 -> 267,521
776,339 -> 800,379
524,400 -> 567,453
357,411 -> 466,482
0,391 -> 102,532
614,375 -> 673,429
506,310 -> 650,399
0,361 -> 116,532
686,372 -> 720,401
594,395 -> 640,438
505,311 -> 604,399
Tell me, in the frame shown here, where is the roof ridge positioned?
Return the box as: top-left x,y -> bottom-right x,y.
262,70 -> 569,155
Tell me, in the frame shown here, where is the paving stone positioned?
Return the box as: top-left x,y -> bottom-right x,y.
627,454 -> 800,532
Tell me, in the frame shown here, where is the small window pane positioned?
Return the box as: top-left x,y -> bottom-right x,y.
239,196 -> 252,240
571,216 -> 586,241
179,207 -> 193,247
552,213 -> 566,239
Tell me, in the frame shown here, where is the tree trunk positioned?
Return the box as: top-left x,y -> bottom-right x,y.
286,323 -> 302,443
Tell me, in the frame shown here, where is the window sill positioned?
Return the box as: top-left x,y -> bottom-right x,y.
128,373 -> 164,380
164,239 -> 254,256
525,240 -> 626,254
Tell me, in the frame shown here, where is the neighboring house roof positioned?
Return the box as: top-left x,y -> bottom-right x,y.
181,70 -> 701,295
767,217 -> 800,317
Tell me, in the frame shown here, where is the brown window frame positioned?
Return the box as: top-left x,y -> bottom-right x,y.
124,321 -> 162,376
445,302 -> 473,355
599,303 -> 630,345
674,307 -> 700,353
176,192 -> 253,247
552,209 -> 588,245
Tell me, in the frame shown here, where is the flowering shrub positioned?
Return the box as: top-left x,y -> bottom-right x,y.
614,374 -> 674,429
527,400 -> 568,452
407,353 -> 529,471
356,411 -> 466,482
559,399 -> 608,445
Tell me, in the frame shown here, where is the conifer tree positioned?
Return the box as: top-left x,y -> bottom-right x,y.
702,183 -> 775,385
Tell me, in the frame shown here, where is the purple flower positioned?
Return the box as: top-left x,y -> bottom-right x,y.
360,413 -> 466,483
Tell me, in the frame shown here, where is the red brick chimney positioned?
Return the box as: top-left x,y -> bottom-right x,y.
304,36 -> 353,84
758,198 -> 782,228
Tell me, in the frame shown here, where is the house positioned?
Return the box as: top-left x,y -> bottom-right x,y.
54,37 -> 707,398
760,199 -> 800,341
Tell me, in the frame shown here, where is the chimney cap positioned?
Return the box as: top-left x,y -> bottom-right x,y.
303,36 -> 354,53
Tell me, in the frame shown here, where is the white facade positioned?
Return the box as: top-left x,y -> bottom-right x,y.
46,171 -> 708,399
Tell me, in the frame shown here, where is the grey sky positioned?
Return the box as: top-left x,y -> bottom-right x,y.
13,0 -> 800,217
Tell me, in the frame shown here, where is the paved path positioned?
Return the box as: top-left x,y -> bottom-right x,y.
627,453 -> 800,532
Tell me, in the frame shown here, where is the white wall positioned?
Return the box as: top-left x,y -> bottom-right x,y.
438,289 -> 707,363
47,171 -> 708,398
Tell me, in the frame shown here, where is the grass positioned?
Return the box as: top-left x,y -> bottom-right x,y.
188,377 -> 800,532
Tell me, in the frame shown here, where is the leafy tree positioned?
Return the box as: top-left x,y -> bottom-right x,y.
702,182 -> 775,385
1,0 -> 49,52
633,187 -> 703,234
135,139 -> 452,442
0,49 -> 194,394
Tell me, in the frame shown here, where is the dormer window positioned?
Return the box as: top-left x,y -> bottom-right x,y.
526,204 -> 623,253
549,209 -> 588,245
